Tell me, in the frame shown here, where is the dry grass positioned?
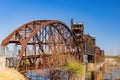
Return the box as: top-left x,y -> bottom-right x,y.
0,68 -> 28,80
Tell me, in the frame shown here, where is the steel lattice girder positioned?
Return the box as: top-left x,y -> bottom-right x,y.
1,20 -> 79,70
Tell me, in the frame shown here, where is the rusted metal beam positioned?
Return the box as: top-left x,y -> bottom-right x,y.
1,19 -> 105,72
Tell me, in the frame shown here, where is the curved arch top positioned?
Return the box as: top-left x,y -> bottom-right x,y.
1,20 -> 78,70
1,19 -> 105,71
1,20 -> 73,46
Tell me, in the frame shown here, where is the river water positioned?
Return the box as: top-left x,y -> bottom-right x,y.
24,68 -> 120,80
102,68 -> 120,80
25,70 -> 50,80
24,69 -> 69,80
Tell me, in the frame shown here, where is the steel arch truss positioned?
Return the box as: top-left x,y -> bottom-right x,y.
1,20 -> 78,70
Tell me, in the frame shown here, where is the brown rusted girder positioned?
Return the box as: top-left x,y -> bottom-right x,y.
1,20 -> 78,71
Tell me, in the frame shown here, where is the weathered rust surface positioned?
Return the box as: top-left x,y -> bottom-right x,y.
1,19 -> 105,72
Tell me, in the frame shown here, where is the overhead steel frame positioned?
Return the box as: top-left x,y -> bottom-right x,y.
1,20 -> 79,70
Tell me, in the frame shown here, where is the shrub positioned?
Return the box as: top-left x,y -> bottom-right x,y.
63,60 -> 86,80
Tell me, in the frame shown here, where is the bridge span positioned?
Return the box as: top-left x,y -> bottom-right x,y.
1,19 -> 105,72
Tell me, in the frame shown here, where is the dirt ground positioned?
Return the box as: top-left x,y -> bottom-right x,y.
0,68 -> 28,80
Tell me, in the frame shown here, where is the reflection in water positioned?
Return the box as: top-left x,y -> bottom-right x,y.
25,70 -> 50,80
103,68 -> 120,80
24,68 -> 120,80
24,69 -> 69,80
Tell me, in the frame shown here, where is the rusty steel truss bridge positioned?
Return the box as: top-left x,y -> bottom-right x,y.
1,19 -> 105,72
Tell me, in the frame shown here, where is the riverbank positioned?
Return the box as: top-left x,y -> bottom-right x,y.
0,68 -> 28,80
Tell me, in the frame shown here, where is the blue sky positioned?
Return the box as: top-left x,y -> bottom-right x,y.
0,0 -> 120,55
